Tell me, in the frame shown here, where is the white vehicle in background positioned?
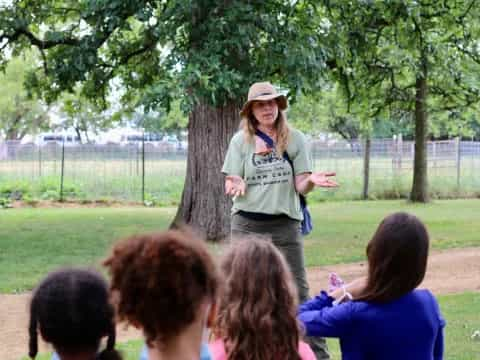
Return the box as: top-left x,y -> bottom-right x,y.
34,133 -> 81,147
95,128 -> 187,150
118,131 -> 179,151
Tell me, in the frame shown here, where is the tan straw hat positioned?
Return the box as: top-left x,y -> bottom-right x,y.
240,82 -> 288,117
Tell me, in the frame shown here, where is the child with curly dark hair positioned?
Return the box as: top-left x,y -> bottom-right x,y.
210,238 -> 315,360
28,268 -> 121,360
103,229 -> 220,360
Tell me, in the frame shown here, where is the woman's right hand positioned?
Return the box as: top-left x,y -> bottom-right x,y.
225,175 -> 246,197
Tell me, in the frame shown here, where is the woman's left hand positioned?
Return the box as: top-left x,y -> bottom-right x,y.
309,172 -> 338,188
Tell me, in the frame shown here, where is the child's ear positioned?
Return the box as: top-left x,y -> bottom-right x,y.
207,302 -> 217,328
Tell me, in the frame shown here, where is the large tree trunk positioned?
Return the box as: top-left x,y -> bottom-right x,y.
173,101 -> 240,240
410,63 -> 429,202
362,135 -> 371,200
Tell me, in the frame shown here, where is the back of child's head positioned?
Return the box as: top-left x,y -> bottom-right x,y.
29,268 -> 121,360
103,229 -> 219,347
214,238 -> 301,360
359,212 -> 429,303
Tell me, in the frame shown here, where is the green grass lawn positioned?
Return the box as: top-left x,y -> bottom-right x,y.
303,198 -> 480,266
1,199 -> 480,292
3,199 -> 479,359
19,292 -> 480,360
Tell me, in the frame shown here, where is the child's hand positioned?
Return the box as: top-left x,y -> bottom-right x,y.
329,276 -> 366,304
345,278 -> 367,299
328,272 -> 345,293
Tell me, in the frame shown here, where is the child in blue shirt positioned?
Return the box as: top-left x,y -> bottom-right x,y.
298,212 -> 445,360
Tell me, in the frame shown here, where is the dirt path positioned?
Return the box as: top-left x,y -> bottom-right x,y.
1,247 -> 479,360
306,247 -> 480,295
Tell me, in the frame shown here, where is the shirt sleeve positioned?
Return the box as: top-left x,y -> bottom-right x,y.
429,292 -> 446,360
433,325 -> 445,360
208,339 -> 227,359
298,291 -> 354,338
200,343 -> 212,360
221,134 -> 245,177
139,345 -> 148,360
298,341 -> 317,360
292,130 -> 313,175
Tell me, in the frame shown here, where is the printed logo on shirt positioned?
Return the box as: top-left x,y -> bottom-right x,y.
247,149 -> 292,187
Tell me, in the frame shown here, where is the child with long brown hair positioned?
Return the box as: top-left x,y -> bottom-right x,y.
210,238 -> 315,360
298,212 -> 445,360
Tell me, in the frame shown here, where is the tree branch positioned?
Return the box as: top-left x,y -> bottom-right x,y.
458,0 -> 475,22
1,27 -> 79,49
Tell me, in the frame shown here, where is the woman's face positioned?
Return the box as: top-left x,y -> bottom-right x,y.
251,99 -> 279,128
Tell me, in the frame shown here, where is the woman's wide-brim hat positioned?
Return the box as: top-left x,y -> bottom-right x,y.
240,82 -> 288,118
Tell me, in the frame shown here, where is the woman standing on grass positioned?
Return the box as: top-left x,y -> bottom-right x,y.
222,81 -> 337,359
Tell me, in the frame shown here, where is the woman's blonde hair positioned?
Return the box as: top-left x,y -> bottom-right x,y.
241,100 -> 290,155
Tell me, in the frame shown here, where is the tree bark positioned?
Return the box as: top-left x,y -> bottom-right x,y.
410,60 -> 429,202
74,126 -> 82,143
173,100 -> 240,241
6,114 -> 22,140
362,135 -> 371,200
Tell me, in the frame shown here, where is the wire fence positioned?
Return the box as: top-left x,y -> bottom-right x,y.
1,137 -> 480,204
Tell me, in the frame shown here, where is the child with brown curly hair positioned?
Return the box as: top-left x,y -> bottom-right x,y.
210,238 -> 315,360
28,268 -> 121,360
103,230 -> 220,360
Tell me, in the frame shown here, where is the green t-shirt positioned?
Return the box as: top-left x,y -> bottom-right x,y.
221,128 -> 313,221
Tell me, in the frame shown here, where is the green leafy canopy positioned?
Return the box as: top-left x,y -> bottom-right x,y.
1,0 -> 331,113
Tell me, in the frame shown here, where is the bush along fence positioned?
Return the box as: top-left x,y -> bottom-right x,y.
1,136 -> 480,206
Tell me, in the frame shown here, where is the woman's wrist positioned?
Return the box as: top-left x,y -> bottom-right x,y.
300,175 -> 315,194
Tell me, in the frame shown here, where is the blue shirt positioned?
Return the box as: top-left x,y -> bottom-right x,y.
139,343 -> 212,360
52,343 -> 212,360
298,289 -> 445,360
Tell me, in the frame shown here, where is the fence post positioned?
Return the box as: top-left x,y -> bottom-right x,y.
391,135 -> 397,177
38,145 -> 42,177
60,138 -> 65,202
312,144 -> 316,170
141,132 -> 145,203
455,137 -> 461,190
136,146 -> 140,176
397,134 -> 403,172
